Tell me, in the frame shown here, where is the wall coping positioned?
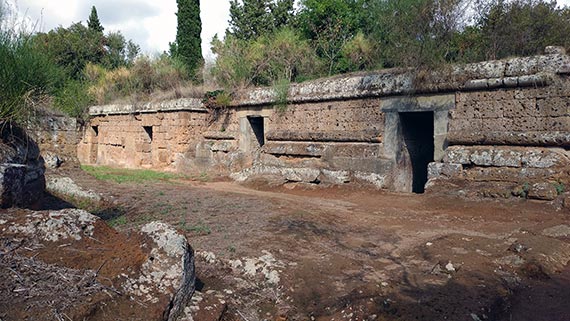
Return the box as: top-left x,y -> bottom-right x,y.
89,53 -> 570,116
89,98 -> 207,115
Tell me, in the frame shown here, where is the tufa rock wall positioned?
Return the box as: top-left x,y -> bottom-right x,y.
0,123 -> 45,208
78,50 -> 570,196
27,114 -> 83,168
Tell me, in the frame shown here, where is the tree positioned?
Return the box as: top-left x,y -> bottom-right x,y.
297,0 -> 368,74
87,6 -> 104,34
173,0 -> 203,80
33,23 -> 106,79
367,0 -> 470,68
211,28 -> 319,88
475,0 -> 570,60
227,0 -> 295,40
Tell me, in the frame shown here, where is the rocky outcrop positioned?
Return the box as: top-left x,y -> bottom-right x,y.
0,122 -> 45,208
46,176 -> 102,202
0,209 -> 195,321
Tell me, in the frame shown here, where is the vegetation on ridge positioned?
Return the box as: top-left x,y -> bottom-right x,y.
2,0 -> 570,123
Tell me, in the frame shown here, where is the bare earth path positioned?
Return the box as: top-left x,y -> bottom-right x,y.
53,169 -> 570,321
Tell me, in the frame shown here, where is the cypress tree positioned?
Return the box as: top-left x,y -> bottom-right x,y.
87,6 -> 104,34
175,0 -> 203,80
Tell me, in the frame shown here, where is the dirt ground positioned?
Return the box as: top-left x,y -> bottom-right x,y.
32,168 -> 570,320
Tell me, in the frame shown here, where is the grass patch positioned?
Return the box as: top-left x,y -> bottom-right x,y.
108,215 -> 127,227
179,220 -> 212,235
81,165 -> 185,184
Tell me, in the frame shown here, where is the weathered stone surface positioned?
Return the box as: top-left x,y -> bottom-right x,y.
545,46 -> 566,55
470,149 -> 494,166
6,209 -> 97,242
0,123 -> 45,208
427,163 -> 463,179
542,224 -> 570,238
137,222 -> 195,321
90,98 -> 207,115
353,172 -> 387,189
28,114 -> 81,165
442,146 -> 569,169
231,166 -> 320,183
43,152 -> 63,169
527,182 -> 558,200
0,209 -> 195,321
46,176 -> 102,202
77,51 -> 570,193
266,129 -> 382,143
321,169 -> 351,184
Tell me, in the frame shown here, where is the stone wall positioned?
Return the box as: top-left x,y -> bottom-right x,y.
78,50 -> 570,197
27,114 -> 82,168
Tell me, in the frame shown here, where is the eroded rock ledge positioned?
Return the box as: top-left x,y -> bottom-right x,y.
0,209 -> 195,321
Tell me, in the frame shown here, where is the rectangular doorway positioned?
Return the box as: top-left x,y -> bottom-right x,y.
400,112 -> 434,193
247,116 -> 265,147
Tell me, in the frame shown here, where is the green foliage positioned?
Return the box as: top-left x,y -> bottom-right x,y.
85,55 -> 191,104
81,165 -> 185,184
33,23 -> 107,79
103,31 -> 140,68
297,0 -> 367,74
210,35 -> 254,88
273,78 -> 290,113
54,80 -> 93,118
474,0 -> 570,60
173,0 -> 203,80
554,182 -> 565,195
0,3 -> 65,121
228,0 -> 295,40
87,6 -> 104,34
340,32 -> 378,71
212,28 -> 319,87
108,215 -> 127,227
369,0 -> 469,68
180,220 -> 212,235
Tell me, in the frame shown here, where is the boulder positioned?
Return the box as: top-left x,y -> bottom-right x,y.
46,176 -> 101,202
0,122 -> 45,208
0,209 -> 195,321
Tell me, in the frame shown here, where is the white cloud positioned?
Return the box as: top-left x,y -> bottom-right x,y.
9,0 -> 230,57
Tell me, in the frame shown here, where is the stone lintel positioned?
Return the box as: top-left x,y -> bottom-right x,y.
381,94 -> 455,112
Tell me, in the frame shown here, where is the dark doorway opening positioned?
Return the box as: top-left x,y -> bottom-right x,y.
400,112 -> 434,193
91,126 -> 99,137
248,116 -> 265,147
143,126 -> 153,142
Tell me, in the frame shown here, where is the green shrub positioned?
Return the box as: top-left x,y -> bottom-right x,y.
273,78 -> 290,113
211,28 -> 321,88
0,12 -> 65,121
54,80 -> 93,118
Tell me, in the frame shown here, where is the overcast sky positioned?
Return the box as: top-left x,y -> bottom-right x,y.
10,0 -> 230,60
8,0 -> 570,60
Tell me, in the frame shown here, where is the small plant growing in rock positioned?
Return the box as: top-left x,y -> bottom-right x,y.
554,182 -> 565,195
512,182 -> 530,198
273,78 -> 290,113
